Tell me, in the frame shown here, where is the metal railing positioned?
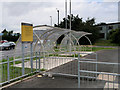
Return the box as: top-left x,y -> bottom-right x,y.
78,53 -> 120,89
0,51 -> 41,86
0,51 -> 78,86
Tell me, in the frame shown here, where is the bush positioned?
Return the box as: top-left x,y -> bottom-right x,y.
108,29 -> 120,45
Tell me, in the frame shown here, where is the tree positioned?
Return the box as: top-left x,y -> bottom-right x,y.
1,29 -> 20,42
55,14 -> 100,44
108,29 -> 120,45
2,29 -> 8,33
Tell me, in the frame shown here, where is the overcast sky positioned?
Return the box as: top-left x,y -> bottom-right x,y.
0,0 -> 120,33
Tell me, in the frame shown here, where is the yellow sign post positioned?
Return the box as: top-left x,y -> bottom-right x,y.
21,22 -> 33,74
21,23 -> 33,42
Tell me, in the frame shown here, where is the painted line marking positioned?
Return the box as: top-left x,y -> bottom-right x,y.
104,82 -> 119,88
97,74 -> 116,81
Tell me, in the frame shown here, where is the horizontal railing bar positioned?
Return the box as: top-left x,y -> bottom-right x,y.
79,61 -> 120,65
78,52 -> 97,55
0,56 -> 40,65
79,58 -> 97,61
79,75 -> 96,79
0,71 -> 39,86
79,70 -> 120,76
49,73 -> 96,79
52,73 -> 78,77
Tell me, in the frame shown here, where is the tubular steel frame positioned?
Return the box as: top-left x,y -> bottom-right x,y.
1,25 -> 94,88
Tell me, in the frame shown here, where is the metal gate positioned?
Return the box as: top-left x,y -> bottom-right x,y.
78,53 -> 120,89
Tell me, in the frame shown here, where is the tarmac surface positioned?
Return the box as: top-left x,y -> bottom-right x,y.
4,49 -> 120,88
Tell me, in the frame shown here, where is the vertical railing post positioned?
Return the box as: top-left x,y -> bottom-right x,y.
7,56 -> 10,83
36,52 -> 37,72
78,53 -> 80,88
39,52 -> 40,72
30,42 -> 33,73
22,42 -> 24,75
96,53 -> 98,78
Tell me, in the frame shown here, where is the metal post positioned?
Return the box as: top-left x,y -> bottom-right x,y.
36,52 -> 37,72
69,0 -> 71,30
39,52 -> 40,72
50,16 -> 52,26
22,42 -> 24,75
7,56 -> 10,83
69,0 -> 72,52
30,42 -> 33,73
96,53 -> 97,78
57,10 -> 59,27
65,0 -> 67,29
78,53 -> 80,88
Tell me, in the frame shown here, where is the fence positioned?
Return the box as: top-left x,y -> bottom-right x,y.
0,51 -> 79,86
1,51 -> 119,89
0,51 -> 40,86
78,53 -> 120,89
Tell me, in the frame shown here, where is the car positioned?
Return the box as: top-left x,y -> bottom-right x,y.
0,40 -> 8,43
0,42 -> 16,50
0,42 -> 11,50
9,42 -> 16,49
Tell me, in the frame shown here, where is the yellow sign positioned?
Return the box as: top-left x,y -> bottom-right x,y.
21,23 -> 33,42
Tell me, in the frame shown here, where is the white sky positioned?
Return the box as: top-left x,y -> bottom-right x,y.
0,0 -> 119,33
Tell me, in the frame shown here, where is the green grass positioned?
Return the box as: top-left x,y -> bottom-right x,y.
90,47 -> 115,51
40,68 -> 46,71
1,64 -> 36,83
75,46 -> 115,52
94,40 -> 118,46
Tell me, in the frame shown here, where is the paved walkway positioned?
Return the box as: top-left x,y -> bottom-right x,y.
13,51 -> 93,70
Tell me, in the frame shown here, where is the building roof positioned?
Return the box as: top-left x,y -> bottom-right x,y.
96,22 -> 120,26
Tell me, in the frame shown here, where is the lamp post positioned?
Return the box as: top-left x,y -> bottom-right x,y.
69,0 -> 72,52
65,0 -> 67,29
56,8 -> 59,27
50,16 -> 52,26
70,0 -> 71,30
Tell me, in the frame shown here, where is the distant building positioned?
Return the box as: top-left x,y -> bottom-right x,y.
0,33 -> 3,36
0,33 -> 3,40
97,22 -> 120,40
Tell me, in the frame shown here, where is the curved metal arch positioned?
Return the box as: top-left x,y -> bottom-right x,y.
43,32 -> 77,53
13,35 -> 21,54
59,34 -> 76,52
33,28 -> 54,53
33,27 -> 68,52
42,29 -> 68,44
33,31 -> 45,52
78,34 -> 92,52
40,31 -> 69,53
77,33 -> 92,42
70,33 -> 80,46
33,26 -> 68,44
13,35 -> 21,62
84,35 -> 92,51
70,34 -> 82,52
43,31 -> 81,52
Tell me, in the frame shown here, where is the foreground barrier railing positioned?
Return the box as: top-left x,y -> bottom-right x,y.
0,51 -> 41,86
78,53 -> 120,89
0,51 -> 78,86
